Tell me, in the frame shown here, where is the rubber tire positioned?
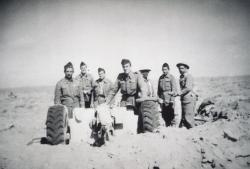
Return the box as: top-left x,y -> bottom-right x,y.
46,105 -> 69,145
140,100 -> 160,132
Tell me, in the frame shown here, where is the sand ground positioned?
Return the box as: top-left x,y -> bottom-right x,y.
0,76 -> 250,169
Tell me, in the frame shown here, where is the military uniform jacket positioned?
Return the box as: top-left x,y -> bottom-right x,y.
75,73 -> 94,102
54,78 -> 84,108
106,71 -> 147,106
179,73 -> 196,104
93,78 -> 113,104
143,79 -> 156,97
157,73 -> 177,103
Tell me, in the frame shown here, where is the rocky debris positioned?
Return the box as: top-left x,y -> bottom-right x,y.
191,117 -> 250,169
8,92 -> 17,99
195,105 -> 228,125
195,98 -> 243,125
1,109 -> 7,114
201,147 -> 216,168
235,154 -> 250,158
197,97 -> 215,113
223,129 -> 239,142
0,155 -> 8,169
239,97 -> 250,103
148,161 -> 160,169
0,124 -> 15,133
228,101 -> 239,110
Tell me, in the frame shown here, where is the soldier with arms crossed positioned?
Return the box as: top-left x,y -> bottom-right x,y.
75,61 -> 95,108
93,67 -> 113,107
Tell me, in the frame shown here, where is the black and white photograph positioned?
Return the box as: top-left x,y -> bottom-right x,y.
0,0 -> 250,168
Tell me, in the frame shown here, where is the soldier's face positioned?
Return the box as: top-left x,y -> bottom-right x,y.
178,66 -> 186,74
122,63 -> 131,74
65,68 -> 74,79
162,67 -> 169,75
98,71 -> 105,80
80,65 -> 87,74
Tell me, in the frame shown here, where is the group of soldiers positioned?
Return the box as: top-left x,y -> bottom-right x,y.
54,59 -> 197,129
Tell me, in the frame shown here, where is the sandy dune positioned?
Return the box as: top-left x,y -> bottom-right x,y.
0,76 -> 250,169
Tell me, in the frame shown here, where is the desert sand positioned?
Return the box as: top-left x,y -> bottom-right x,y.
0,76 -> 250,169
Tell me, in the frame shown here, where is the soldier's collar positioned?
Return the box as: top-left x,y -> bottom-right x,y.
163,73 -> 171,78
181,72 -> 188,77
80,73 -> 88,78
97,78 -> 108,83
64,77 -> 73,82
180,73 -> 187,78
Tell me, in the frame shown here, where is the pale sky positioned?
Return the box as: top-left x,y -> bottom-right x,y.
0,0 -> 249,88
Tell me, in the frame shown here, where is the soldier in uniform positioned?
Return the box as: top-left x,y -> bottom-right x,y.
93,68 -> 113,107
106,59 -> 147,109
75,61 -> 95,108
54,62 -> 84,118
176,63 -> 196,129
139,69 -> 156,97
157,63 -> 177,127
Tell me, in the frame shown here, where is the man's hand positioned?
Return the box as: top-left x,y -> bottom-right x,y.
83,90 -> 92,95
173,92 -> 181,97
90,103 -> 94,108
168,91 -> 175,96
109,104 -> 114,109
158,98 -> 163,104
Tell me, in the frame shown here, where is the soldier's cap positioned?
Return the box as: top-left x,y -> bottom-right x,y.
98,67 -> 105,73
139,69 -> 151,73
121,59 -> 131,65
162,63 -> 170,69
64,62 -> 74,71
80,61 -> 86,67
176,63 -> 189,69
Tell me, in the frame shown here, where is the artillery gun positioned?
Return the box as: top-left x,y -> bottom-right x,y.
45,96 -> 181,145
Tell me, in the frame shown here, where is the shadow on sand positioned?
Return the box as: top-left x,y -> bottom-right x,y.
26,137 -> 49,146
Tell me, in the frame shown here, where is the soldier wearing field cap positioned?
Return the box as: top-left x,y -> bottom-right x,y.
139,69 -> 156,97
54,62 -> 84,118
93,67 -> 114,106
75,61 -> 95,108
106,59 -> 147,108
157,63 -> 177,127
176,63 -> 197,129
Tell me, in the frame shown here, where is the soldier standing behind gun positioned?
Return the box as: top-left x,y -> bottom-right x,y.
54,62 -> 84,118
139,69 -> 156,97
75,61 -> 95,108
157,63 -> 177,127
93,68 -> 114,107
176,63 -> 197,129
106,59 -> 147,110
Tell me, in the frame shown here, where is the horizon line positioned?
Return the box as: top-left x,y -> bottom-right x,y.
0,74 -> 250,91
